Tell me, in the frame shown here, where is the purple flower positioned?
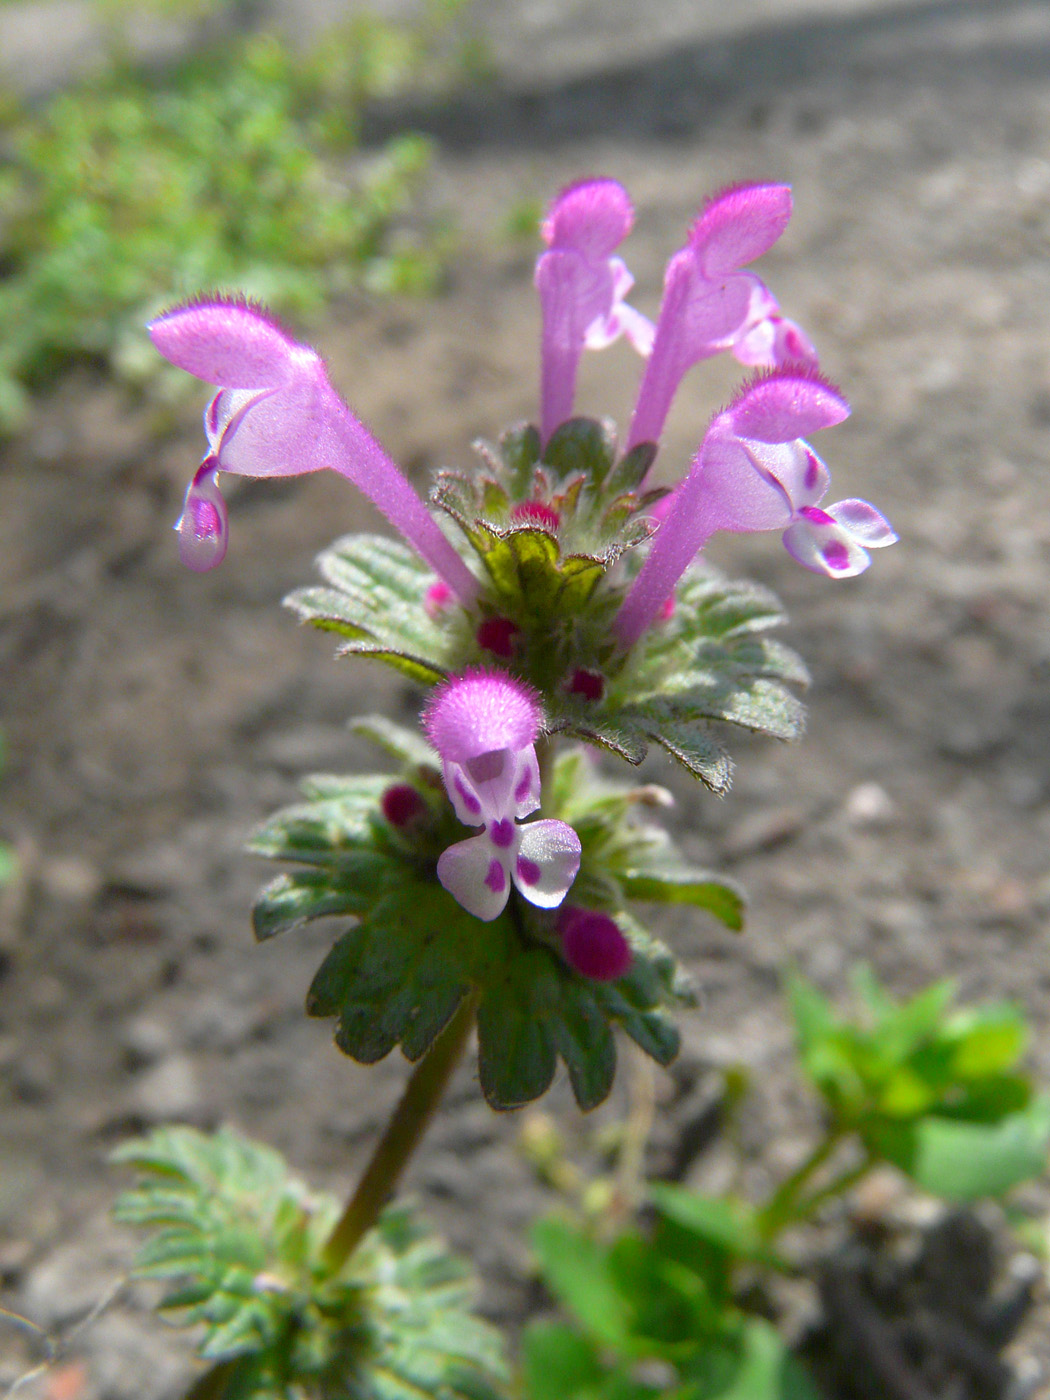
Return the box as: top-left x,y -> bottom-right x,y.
150,298 -> 478,603
614,367 -> 896,649
625,183 -> 817,452
535,179 -> 654,443
422,669 -> 582,922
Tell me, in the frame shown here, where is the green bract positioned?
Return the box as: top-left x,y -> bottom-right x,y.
286,417 -> 807,792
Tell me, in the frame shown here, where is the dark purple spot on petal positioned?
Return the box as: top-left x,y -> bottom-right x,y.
467,750 -> 506,784
822,540 -> 852,571
799,505 -> 834,525
484,859 -> 507,893
189,498 -> 222,537
516,857 -> 541,887
514,769 -> 536,804
454,773 -> 482,815
804,450 -> 821,492
489,818 -> 515,849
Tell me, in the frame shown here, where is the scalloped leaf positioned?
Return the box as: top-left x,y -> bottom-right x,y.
304,874 -> 681,1109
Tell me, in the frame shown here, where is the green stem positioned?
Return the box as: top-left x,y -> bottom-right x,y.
535,734 -> 557,812
321,991 -> 478,1274
790,1151 -> 876,1226
757,1129 -> 844,1242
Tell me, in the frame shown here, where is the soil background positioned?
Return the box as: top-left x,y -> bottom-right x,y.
3,0 -> 1050,1395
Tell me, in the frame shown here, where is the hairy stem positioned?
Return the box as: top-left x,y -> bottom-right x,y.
322,991 -> 479,1274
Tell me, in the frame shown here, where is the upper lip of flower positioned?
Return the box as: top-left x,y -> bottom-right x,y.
149,297 -> 479,603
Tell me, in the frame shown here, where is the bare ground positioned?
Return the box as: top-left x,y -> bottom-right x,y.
3,0 -> 1050,1394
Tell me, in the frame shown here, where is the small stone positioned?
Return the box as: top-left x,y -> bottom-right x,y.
842,781 -> 896,828
129,1054 -> 203,1124
39,856 -> 102,904
23,1235 -> 120,1330
119,1015 -> 174,1068
721,806 -> 805,860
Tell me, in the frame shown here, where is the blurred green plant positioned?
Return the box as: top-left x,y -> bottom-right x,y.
520,969 -> 1050,1400
0,0 -> 480,431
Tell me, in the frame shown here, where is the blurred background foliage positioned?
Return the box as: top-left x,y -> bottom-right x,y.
0,0 -> 487,431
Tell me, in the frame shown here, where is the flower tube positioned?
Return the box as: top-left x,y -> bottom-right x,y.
625,183 -> 817,453
614,368 -> 896,649
151,298 -> 478,603
535,179 -> 653,443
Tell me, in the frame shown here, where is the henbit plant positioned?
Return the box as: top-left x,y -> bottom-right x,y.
112,177 -> 904,1397
0,0 -> 476,432
521,970 -> 1050,1400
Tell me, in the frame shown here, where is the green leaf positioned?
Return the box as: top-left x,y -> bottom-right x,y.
531,1218 -> 632,1350
541,417 -> 617,486
114,1129 -> 507,1397
496,421 -> 542,497
681,1319 -> 822,1400
646,722 -> 732,793
349,714 -> 439,772
521,1323 -> 604,1400
647,1185 -> 772,1265
552,995 -> 617,1112
945,1003 -> 1029,1078
285,534 -> 456,684
252,862 -> 398,939
305,884 -> 472,1063
619,869 -> 744,931
901,1095 -> 1050,1200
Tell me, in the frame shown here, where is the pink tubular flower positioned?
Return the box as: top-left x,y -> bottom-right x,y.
614,367 -> 897,649
422,669 -> 582,922
535,179 -> 654,443
625,183 -> 817,453
150,298 -> 478,603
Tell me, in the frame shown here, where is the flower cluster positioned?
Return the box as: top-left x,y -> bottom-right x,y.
152,176 -> 895,939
